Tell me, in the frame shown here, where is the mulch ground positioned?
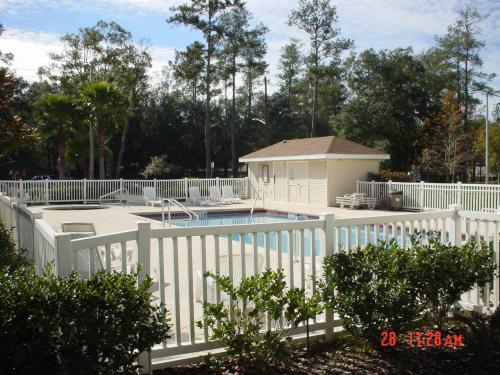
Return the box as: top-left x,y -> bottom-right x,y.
154,325 -> 500,375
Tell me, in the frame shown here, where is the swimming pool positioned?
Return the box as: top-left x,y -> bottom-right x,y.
137,209 -> 408,255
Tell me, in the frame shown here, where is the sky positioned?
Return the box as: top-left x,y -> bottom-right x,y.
0,0 -> 499,113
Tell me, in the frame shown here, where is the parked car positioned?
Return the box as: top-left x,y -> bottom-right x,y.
31,175 -> 54,180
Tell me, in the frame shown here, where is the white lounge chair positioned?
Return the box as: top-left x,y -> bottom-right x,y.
221,185 -> 242,204
61,222 -> 96,239
143,187 -> 163,207
195,253 -> 264,303
188,186 -> 212,206
336,193 -> 376,209
61,222 -> 134,277
209,186 -> 232,205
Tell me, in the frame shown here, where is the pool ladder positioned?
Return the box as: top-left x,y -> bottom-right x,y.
161,198 -> 199,226
250,184 -> 264,216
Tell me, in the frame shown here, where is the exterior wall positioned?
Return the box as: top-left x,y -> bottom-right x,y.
247,161 -> 273,199
248,162 -> 259,198
248,159 -> 328,205
308,160 -> 327,205
287,161 -> 308,203
327,159 -> 380,206
248,158 -> 379,206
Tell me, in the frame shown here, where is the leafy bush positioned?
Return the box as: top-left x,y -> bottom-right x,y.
199,269 -> 321,373
0,221 -> 30,271
410,234 -> 496,329
322,241 -> 420,346
141,155 -> 170,179
454,306 -> 500,353
368,170 -> 411,182
0,267 -> 171,375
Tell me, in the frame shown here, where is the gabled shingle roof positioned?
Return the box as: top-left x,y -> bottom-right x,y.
239,136 -> 389,161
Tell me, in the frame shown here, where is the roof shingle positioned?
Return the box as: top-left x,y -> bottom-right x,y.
240,136 -> 387,160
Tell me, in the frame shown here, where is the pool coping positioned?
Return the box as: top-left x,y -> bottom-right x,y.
134,208 -> 319,221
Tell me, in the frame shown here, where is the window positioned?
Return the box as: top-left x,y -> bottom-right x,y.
261,164 -> 270,183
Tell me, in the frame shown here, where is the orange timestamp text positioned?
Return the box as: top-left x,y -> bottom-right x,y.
381,331 -> 463,347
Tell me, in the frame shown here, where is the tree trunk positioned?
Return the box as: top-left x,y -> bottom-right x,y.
264,76 -> 268,145
204,16 -> 213,178
231,57 -> 237,177
98,122 -> 105,180
57,127 -> 65,180
311,75 -> 318,137
115,116 -> 130,178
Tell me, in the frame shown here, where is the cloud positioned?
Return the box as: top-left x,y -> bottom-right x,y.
0,27 -> 177,84
0,28 -> 63,81
147,44 -> 176,75
1,0 -> 499,99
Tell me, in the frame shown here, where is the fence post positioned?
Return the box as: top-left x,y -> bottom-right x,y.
184,178 -> 188,200
456,181 -> 462,207
388,179 -> 392,193
153,179 -> 157,196
419,181 -> 425,211
120,178 -> 124,194
371,180 -> 375,198
320,213 -> 335,342
137,222 -> 151,284
45,179 -> 49,204
216,177 -> 220,190
448,204 -> 462,246
19,179 -> 23,203
136,221 -> 152,374
355,180 -> 360,193
83,179 -> 87,204
55,233 -> 73,276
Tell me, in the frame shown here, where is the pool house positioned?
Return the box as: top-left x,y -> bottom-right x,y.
239,136 -> 390,206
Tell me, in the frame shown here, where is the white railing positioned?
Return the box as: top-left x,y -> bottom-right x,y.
2,193 -> 499,369
0,193 -> 57,273
357,180 -> 500,212
0,178 -> 249,205
47,205 -> 499,369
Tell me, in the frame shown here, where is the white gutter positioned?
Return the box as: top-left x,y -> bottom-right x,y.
239,153 -> 390,163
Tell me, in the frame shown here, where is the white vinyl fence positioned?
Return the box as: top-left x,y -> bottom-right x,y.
0,178 -> 249,204
357,180 -> 500,212
1,191 -> 499,370
0,193 -> 57,272
53,206 -> 499,369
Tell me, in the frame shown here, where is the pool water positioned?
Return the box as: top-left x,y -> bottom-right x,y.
140,210 -> 410,255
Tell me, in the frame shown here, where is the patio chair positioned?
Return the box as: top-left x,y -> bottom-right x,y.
195,253 -> 264,303
61,222 -> 96,239
221,185 -> 242,204
336,193 -> 375,209
143,187 -> 163,207
61,222 -> 134,277
209,186 -> 232,205
187,186 -> 212,206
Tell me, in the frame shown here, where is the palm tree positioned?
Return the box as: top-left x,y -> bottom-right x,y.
36,94 -> 77,179
80,81 -> 126,179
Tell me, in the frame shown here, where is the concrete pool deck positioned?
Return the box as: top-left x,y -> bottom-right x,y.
27,200 -> 425,348
29,199 -> 417,235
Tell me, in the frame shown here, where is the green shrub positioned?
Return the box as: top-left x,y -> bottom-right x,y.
199,269 -> 320,373
141,155 -> 170,179
410,234 -> 496,329
368,170 -> 411,182
454,306 -> 500,353
322,241 -> 420,346
0,221 -> 30,271
0,267 -> 171,375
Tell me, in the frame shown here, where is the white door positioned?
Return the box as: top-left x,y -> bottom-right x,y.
287,161 -> 308,203
273,162 -> 285,201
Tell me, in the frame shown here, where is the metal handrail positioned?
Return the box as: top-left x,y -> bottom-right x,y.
98,188 -> 129,205
249,182 -> 264,216
161,198 -> 199,226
